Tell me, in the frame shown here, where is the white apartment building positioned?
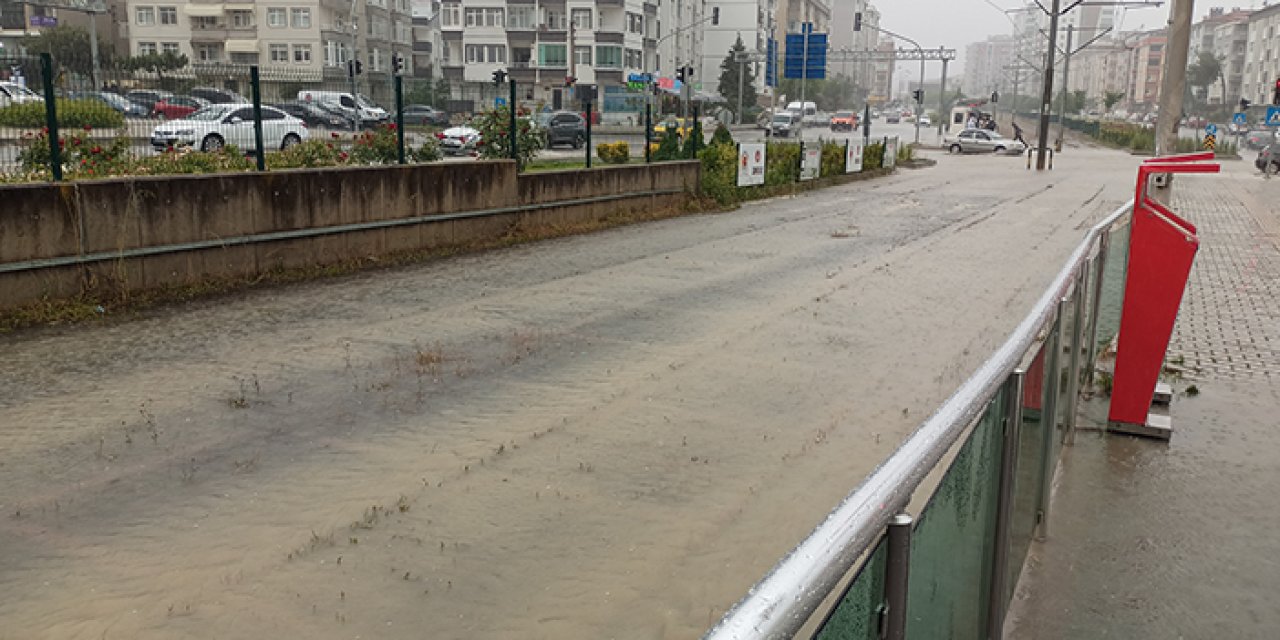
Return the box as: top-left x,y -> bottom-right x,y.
697,0 -> 771,99
964,35 -> 1014,97
1242,4 -> 1280,108
122,0 -> 414,82
830,0 -> 880,94
1066,37 -> 1130,112
438,0 -> 658,110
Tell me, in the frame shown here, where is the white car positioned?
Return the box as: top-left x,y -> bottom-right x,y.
919,115 -> 932,127
151,103 -> 308,152
0,81 -> 43,107
437,125 -> 481,156
944,128 -> 1026,155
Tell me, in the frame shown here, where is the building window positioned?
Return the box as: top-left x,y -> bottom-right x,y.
135,7 -> 154,25
230,52 -> 259,64
627,12 -> 643,34
230,10 -> 254,28
270,43 -> 290,63
293,44 -> 312,63
571,8 -> 592,30
192,16 -> 218,29
159,6 -> 177,25
625,48 -> 641,69
465,44 -> 506,63
324,40 -> 350,65
508,6 -> 535,29
138,41 -> 157,55
543,9 -> 565,30
574,45 -> 591,65
372,48 -> 382,71
440,3 -> 459,26
267,8 -> 286,27
195,44 -> 219,62
538,43 -> 567,67
464,7 -> 503,27
595,45 -> 621,68
291,8 -> 311,28
161,42 -> 180,55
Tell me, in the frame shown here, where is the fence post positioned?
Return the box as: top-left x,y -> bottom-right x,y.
881,136 -> 888,169
986,370 -> 1025,640
394,74 -> 406,164
585,100 -> 593,169
691,104 -> 701,156
249,66 -> 265,171
1064,269 -> 1087,445
644,103 -> 652,164
1036,301 -> 1066,541
1084,231 -> 1111,390
39,53 -> 62,181
884,513 -> 914,640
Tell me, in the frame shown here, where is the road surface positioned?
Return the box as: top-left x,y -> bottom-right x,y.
1,146 -> 1141,639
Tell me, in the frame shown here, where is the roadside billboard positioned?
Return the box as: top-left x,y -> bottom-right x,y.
884,136 -> 898,169
845,140 -> 864,173
737,143 -> 766,186
800,145 -> 820,180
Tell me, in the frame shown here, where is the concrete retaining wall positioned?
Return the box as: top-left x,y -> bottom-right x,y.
0,161 -> 699,310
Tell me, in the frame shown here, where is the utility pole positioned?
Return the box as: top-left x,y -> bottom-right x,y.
938,52 -> 948,137
1034,0 -> 1062,170
799,21 -> 810,142
1055,24 -> 1074,151
736,49 -> 747,124
1155,0 -> 1194,157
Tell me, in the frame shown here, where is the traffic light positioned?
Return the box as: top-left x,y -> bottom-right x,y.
913,89 -> 924,104
1273,77 -> 1280,105
492,69 -> 507,86
711,7 -> 719,25
676,67 -> 686,82
391,53 -> 404,75
1240,98 -> 1251,111
853,12 -> 862,31
991,90 -> 999,103
346,59 -> 364,77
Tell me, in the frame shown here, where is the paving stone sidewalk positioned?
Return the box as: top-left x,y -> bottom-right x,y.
1006,169 -> 1280,639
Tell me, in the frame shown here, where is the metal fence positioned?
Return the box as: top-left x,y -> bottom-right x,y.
704,200 -> 1134,640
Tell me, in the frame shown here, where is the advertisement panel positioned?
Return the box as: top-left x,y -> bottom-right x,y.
800,146 -> 821,181
737,143 -> 766,187
845,140 -> 864,173
884,136 -> 898,169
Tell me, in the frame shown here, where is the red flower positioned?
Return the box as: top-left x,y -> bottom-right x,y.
91,146 -> 102,154
338,151 -> 349,160
41,127 -> 49,134
331,132 -> 339,138
83,125 -> 92,132
387,123 -> 397,131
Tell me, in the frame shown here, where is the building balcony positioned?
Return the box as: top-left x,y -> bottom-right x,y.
191,28 -> 230,41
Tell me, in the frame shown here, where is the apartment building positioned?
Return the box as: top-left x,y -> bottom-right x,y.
1066,37 -> 1130,112
697,0 -> 771,98
1126,31 -> 1164,113
964,35 -> 1014,97
410,0 -> 437,78
437,0 -> 658,108
1242,4 -> 1280,107
121,0 -> 414,81
829,0 -> 879,94
1186,7 -> 1251,105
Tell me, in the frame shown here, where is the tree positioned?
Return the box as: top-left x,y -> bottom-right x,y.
1103,91 -> 1125,113
716,36 -> 758,123
123,52 -> 189,90
20,26 -> 113,77
1186,51 -> 1225,106
1067,90 -> 1087,114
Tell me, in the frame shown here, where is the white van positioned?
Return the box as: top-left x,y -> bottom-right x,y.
297,90 -> 388,128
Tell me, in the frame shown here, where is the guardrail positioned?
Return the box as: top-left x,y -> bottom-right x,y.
705,199 -> 1135,640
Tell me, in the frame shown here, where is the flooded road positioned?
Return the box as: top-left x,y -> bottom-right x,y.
1,149 -> 1140,639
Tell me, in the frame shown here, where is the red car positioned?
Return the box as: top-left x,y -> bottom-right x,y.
152,96 -> 210,120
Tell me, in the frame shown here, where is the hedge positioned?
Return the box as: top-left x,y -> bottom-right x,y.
0,99 -> 125,129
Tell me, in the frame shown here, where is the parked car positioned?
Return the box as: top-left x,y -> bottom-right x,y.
125,89 -> 174,113
830,110 -> 857,132
945,129 -> 1025,155
150,103 -> 308,152
296,90 -> 388,128
770,112 -> 799,138
884,112 -> 901,124
537,111 -> 587,148
1243,129 -> 1276,151
402,104 -> 450,127
0,81 -> 42,107
152,96 -> 210,120
653,117 -> 694,139
437,125 -> 481,156
189,86 -> 246,104
68,90 -> 148,117
1255,142 -> 1279,175
273,100 -> 349,129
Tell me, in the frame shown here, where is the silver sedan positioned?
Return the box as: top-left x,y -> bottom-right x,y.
945,129 -> 1026,155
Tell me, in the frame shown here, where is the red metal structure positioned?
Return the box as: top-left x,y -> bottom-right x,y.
1109,152 -> 1219,426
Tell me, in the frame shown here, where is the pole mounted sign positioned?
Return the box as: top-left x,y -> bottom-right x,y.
1266,106 -> 1280,127
784,24 -> 827,80
18,0 -> 106,12
737,143 -> 766,187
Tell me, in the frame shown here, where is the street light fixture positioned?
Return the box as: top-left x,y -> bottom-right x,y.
855,14 -> 928,145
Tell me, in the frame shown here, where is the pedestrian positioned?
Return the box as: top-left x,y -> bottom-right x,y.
1012,122 -> 1027,145
967,113 -> 978,129
984,118 -> 997,132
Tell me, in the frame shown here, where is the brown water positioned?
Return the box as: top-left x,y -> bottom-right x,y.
0,150 -> 1142,639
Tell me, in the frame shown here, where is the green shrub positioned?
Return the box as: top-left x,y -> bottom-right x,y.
897,143 -> 916,164
709,123 -> 734,147
132,146 -> 255,175
596,141 -> 630,164
413,136 -> 442,163
820,141 -> 845,177
0,99 -> 124,129
349,124 -> 403,164
269,138 -> 348,169
473,107 -> 544,165
681,118 -> 704,159
698,142 -> 740,205
765,142 -> 800,186
653,130 -> 682,162
17,128 -> 132,177
863,142 -> 884,169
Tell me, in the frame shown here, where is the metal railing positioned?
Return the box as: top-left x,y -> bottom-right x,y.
705,199 -> 1135,640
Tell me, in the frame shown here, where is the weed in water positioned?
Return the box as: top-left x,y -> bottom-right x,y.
1185,384 -> 1200,397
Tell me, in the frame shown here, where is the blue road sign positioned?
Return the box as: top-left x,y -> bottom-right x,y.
784,23 -> 827,80
495,97 -> 507,107
1204,123 -> 1217,136
1267,106 -> 1280,127
765,38 -> 777,87
1233,112 -> 1247,126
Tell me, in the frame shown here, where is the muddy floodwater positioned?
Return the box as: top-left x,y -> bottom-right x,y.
0,151 -> 1141,639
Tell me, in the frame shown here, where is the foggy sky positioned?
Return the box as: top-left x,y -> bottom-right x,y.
867,0 -> 1268,79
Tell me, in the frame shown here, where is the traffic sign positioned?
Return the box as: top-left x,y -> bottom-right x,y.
495,97 -> 507,107
1204,123 -> 1217,136
784,23 -> 827,80
1202,133 -> 1216,151
1233,112 -> 1247,126
1266,106 -> 1280,127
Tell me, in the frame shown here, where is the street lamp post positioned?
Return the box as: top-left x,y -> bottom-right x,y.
856,18 -> 927,144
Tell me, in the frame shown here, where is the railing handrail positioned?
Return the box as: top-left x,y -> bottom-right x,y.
704,199 -> 1135,640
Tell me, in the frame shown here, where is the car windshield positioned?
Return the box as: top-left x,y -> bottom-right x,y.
773,115 -> 792,123
536,114 -> 553,126
99,93 -> 130,108
184,105 -> 236,121
834,111 -> 853,118
356,94 -> 379,110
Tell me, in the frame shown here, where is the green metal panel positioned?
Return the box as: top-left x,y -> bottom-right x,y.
812,538 -> 888,640
1093,218 -> 1132,354
1006,338 -> 1051,602
904,387 -> 1005,640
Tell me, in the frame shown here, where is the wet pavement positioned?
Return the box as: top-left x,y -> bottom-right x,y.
1,147 -> 1146,639
1006,164 -> 1280,638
